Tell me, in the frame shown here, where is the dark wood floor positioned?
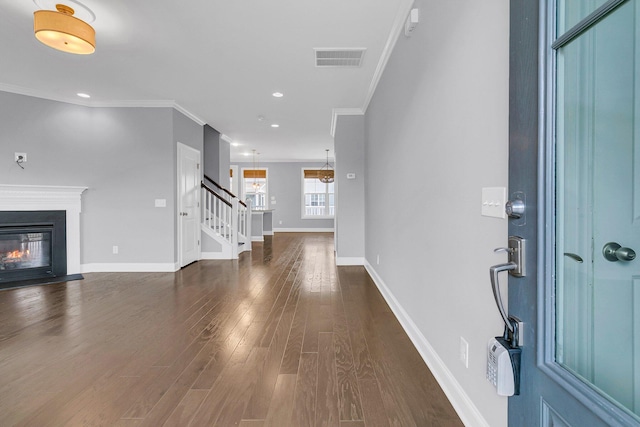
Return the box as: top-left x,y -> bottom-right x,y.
0,233 -> 463,427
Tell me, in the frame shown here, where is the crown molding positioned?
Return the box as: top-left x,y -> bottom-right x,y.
0,83 -> 93,107
173,103 -> 206,126
0,84 -> 206,126
221,134 -> 234,144
361,0 -> 415,112
329,0 -> 413,137
330,108 -> 364,138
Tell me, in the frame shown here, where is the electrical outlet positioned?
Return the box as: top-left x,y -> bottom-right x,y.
460,337 -> 469,368
15,152 -> 27,162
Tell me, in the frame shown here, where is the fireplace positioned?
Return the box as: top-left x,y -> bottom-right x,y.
0,184 -> 86,288
0,211 -> 67,286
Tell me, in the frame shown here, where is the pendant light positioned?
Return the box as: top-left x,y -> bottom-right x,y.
319,149 -> 334,184
34,3 -> 96,54
252,150 -> 260,190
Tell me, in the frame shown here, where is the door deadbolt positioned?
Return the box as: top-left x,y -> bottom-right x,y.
505,199 -> 525,219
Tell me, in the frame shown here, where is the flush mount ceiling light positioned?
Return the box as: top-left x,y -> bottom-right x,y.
34,3 -> 96,54
319,149 -> 334,184
272,92 -> 284,98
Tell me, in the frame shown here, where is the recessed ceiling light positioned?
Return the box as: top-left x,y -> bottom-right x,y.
271,124 -> 279,128
243,152 -> 251,156
272,92 -> 284,98
77,92 -> 90,98
231,142 -> 240,147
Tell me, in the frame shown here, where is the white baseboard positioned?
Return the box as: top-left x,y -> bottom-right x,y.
335,256 -> 365,266
273,228 -> 335,233
264,231 -> 274,236
252,236 -> 264,242
81,262 -> 179,273
363,261 -> 490,427
201,251 -> 232,260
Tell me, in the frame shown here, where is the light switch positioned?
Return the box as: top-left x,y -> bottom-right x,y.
481,187 -> 506,218
155,199 -> 167,208
346,173 -> 356,179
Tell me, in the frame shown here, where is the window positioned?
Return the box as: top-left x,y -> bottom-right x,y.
302,169 -> 334,218
242,168 -> 268,210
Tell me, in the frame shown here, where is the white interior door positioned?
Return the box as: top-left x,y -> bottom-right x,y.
178,142 -> 200,267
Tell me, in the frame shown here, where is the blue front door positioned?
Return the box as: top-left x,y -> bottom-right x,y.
508,0 -> 640,425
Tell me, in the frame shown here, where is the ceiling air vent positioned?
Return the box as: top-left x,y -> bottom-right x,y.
314,48 -> 366,67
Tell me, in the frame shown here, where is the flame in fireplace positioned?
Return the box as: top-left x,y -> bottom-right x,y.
5,249 -> 30,260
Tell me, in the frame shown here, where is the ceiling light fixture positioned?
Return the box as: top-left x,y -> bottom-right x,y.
252,150 -> 260,190
76,92 -> 90,98
272,92 -> 284,98
319,149 -> 334,184
34,3 -> 96,54
271,124 -> 279,128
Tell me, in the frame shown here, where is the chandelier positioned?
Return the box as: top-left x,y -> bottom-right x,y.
319,149 -> 334,184
252,150 -> 260,190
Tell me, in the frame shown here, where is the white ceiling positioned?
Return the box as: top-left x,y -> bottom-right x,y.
0,0 -> 413,161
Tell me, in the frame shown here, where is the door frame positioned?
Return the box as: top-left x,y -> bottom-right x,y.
508,0 -> 639,425
177,142 -> 201,268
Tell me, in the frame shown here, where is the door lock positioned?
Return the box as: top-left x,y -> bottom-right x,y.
494,236 -> 526,277
490,236 -> 526,333
603,242 -> 636,262
505,199 -> 525,219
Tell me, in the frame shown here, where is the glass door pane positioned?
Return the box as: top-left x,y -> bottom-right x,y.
557,0 -> 610,33
556,0 -> 640,418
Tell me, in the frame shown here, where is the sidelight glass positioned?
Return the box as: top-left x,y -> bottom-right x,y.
555,0 -> 640,418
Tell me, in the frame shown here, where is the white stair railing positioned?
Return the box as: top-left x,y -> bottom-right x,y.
201,181 -> 252,258
202,184 -> 233,246
237,198 -> 251,248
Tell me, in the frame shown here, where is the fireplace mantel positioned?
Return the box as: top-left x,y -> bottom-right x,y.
0,185 -> 87,275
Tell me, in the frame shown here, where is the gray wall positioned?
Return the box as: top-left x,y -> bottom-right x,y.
0,91 -> 203,268
204,125 -> 231,186
203,125 -> 221,184
354,0 -> 509,425
233,161 -> 334,231
203,126 -> 231,188
218,139 -> 230,189
334,115 -> 365,262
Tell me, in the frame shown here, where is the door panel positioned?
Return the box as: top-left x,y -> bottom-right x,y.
508,0 -> 640,425
178,143 -> 200,267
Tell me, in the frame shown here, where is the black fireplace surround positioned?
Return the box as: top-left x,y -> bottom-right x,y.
0,210 -> 68,288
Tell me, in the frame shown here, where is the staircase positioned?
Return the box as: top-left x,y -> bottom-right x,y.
201,175 -> 251,259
